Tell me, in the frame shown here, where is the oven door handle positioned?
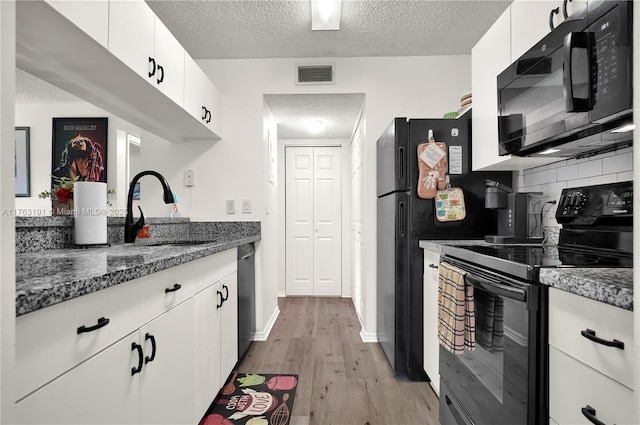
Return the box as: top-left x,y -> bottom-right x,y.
465,274 -> 526,302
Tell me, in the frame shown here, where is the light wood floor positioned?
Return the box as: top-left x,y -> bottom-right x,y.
236,297 -> 440,425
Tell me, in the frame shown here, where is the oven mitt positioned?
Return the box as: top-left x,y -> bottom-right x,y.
417,138 -> 448,199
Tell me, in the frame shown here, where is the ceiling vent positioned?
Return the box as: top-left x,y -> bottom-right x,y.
296,63 -> 335,85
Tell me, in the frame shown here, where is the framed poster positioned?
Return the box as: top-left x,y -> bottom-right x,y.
268,129 -> 277,184
51,117 -> 108,189
15,127 -> 30,197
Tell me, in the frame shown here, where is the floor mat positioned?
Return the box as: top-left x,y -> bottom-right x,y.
199,372 -> 298,425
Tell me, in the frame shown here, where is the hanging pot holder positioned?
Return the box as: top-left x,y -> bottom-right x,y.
417,137 -> 448,199
435,186 -> 466,222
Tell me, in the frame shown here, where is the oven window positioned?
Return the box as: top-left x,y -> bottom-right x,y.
440,285 -> 531,425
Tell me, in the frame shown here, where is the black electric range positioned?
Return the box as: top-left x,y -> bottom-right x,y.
438,181 -> 633,425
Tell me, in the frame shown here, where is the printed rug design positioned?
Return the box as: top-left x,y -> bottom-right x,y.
199,372 -> 298,425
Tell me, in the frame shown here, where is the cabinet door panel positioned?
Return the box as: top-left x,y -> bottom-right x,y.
153,17 -> 185,106
510,0 -> 557,60
46,0 -> 109,47
549,288 -> 634,388
549,347 -> 634,425
109,0 -> 155,84
194,282 -> 222,417
184,53 -> 207,126
219,272 -> 239,381
16,279 -> 141,400
139,299 -> 195,425
16,335 -> 140,425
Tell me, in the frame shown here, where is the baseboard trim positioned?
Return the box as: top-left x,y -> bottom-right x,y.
253,305 -> 280,341
355,307 -> 378,343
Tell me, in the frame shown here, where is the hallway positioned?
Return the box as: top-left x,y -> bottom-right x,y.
236,297 -> 439,425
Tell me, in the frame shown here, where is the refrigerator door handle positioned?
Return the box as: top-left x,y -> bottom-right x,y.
398,147 -> 405,183
398,201 -> 405,235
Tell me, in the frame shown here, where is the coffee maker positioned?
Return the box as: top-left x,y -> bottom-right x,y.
484,180 -> 544,244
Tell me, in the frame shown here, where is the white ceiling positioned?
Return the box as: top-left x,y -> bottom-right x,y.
16,1 -> 511,140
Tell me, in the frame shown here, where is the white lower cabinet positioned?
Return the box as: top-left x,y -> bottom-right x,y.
16,335 -> 140,424
548,288 -> 634,425
15,250 -> 239,425
16,299 -> 196,425
139,299 -> 195,425
422,248 -> 440,396
194,271 -> 238,418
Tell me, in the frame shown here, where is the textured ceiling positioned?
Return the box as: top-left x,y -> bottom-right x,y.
265,93 -> 364,139
146,0 -> 511,59
15,68 -> 80,104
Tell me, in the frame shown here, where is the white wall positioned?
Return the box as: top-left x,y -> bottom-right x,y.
186,55 -> 472,338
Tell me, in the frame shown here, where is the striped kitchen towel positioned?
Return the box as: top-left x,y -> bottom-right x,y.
438,262 -> 476,354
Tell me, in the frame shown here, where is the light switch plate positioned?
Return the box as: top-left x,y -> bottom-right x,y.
226,200 -> 236,214
242,198 -> 252,214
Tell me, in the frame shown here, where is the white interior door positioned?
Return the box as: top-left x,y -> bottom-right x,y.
285,146 -> 342,296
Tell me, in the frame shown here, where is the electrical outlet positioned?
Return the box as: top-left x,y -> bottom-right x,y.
226,200 -> 236,214
242,198 -> 252,214
184,169 -> 195,186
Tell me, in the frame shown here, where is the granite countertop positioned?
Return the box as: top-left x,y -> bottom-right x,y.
16,235 -> 260,316
419,239 -> 633,311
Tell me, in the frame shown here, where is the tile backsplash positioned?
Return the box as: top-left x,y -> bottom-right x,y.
515,146 -> 634,226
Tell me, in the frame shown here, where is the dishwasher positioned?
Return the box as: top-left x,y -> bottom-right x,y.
237,243 -> 255,359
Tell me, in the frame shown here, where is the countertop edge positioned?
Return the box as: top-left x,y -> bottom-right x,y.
16,235 -> 260,316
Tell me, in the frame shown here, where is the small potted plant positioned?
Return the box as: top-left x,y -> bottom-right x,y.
39,176 -> 79,216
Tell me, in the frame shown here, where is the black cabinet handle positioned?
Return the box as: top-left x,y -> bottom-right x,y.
549,7 -> 560,30
148,57 -> 156,78
202,106 -> 207,120
131,342 -> 143,376
144,333 -> 157,364
165,283 -> 182,293
156,64 -> 164,84
216,290 -> 224,309
582,405 -> 606,425
77,317 -> 110,334
429,263 -> 438,269
222,284 -> 229,302
581,329 -> 625,349
562,0 -> 572,19
205,109 -> 212,124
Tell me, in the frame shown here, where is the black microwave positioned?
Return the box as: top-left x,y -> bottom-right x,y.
498,0 -> 633,158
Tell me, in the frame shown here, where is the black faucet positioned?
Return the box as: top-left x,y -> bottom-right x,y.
125,170 -> 175,243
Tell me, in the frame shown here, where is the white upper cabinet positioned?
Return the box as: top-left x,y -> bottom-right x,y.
510,0 -> 557,60
471,3 -> 565,171
152,17 -> 185,106
109,0 -> 184,107
184,53 -> 222,136
45,0 -> 109,48
16,0 -> 221,142
108,0 -> 156,85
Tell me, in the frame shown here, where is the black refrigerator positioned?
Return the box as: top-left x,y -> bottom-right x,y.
376,115 -> 512,381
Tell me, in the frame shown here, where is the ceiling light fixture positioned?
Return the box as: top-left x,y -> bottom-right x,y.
308,120 -> 326,134
311,0 -> 342,31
